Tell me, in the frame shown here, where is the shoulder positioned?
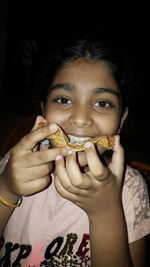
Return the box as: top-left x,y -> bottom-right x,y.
124,165 -> 148,196
122,165 -> 150,243
123,165 -> 149,214
123,165 -> 149,207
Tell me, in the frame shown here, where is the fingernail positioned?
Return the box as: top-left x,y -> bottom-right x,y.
60,148 -> 71,156
67,150 -> 73,155
55,155 -> 62,161
84,142 -> 92,149
49,123 -> 57,133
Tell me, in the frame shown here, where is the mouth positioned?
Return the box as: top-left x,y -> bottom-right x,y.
67,134 -> 92,144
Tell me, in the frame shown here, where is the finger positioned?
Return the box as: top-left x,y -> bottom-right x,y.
22,175 -> 51,195
25,148 -> 61,166
31,115 -> 45,131
109,135 -> 124,179
23,147 -> 70,167
84,142 -> 109,181
54,173 -> 79,202
23,164 -> 51,182
66,151 -> 92,189
31,116 -> 46,152
14,122 -> 58,152
55,154 -> 79,194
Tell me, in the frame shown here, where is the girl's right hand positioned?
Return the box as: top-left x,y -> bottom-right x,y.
1,116 -> 66,198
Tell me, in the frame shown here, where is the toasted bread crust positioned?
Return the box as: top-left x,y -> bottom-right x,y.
37,119 -> 115,151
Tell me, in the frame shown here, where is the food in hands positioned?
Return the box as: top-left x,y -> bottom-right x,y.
37,119 -> 115,151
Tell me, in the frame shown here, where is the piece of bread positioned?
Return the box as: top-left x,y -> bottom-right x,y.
36,119 -> 115,151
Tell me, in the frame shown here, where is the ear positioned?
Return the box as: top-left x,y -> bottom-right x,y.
118,107 -> 129,134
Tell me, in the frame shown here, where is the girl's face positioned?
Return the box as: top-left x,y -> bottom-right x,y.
45,59 -> 128,166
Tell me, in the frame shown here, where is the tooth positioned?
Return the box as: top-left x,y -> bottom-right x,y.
68,135 -> 91,144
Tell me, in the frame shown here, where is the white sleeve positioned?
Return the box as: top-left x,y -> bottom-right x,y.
122,165 -> 150,243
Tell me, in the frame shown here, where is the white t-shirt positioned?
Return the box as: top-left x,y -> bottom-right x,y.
0,152 -> 150,267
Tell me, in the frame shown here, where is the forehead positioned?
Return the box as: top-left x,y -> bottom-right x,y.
52,59 -> 119,92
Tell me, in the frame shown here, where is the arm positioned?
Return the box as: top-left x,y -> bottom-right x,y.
87,137 -> 133,266
89,215 -> 147,267
0,116 -> 66,237
0,174 -> 19,237
89,205 -> 133,267
54,136 -> 136,267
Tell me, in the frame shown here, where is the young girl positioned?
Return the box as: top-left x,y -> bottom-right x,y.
0,38 -> 150,267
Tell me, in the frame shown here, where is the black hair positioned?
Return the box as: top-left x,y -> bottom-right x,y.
38,36 -> 135,113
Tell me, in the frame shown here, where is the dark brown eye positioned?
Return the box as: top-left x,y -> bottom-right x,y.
94,101 -> 114,108
53,97 -> 72,104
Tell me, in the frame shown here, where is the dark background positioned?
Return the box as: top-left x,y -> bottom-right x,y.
0,0 -> 150,164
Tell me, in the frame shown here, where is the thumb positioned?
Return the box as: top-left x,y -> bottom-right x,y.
31,115 -> 45,152
31,115 -> 45,131
109,135 -> 124,182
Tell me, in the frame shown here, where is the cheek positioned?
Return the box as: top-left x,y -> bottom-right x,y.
96,114 -> 120,136
45,108 -> 68,125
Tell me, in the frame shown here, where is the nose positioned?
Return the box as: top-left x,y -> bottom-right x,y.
69,107 -> 93,128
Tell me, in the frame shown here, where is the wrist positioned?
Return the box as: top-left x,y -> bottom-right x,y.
0,173 -> 21,206
88,200 -> 123,224
0,195 -> 22,208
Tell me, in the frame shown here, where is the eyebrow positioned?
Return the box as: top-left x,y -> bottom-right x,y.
50,84 -> 75,91
50,83 -> 120,98
94,87 -> 120,98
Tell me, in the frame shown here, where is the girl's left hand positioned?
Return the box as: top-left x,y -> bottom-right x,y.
54,136 -> 124,217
